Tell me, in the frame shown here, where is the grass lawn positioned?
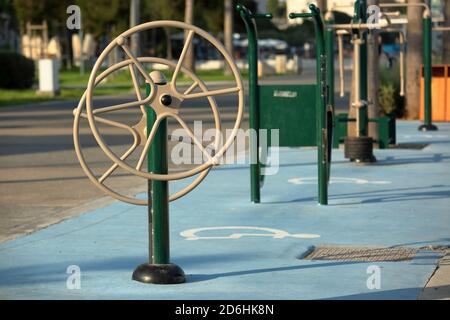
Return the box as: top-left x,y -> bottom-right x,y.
1,67 -> 248,107
0,87 -> 133,107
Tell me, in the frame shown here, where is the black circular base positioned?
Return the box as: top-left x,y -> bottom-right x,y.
418,124 -> 438,132
344,136 -> 376,163
132,263 -> 186,284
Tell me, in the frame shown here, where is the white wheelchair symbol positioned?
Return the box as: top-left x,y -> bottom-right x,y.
288,177 -> 391,185
180,226 -> 320,240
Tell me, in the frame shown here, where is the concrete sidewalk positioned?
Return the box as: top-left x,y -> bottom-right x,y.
0,121 -> 449,300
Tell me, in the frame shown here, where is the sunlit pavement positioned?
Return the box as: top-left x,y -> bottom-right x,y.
0,72 -> 351,243
0,121 -> 448,299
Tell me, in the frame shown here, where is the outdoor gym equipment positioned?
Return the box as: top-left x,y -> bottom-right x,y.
378,2 -> 437,132
331,2 -> 397,154
334,27 -> 404,150
73,21 -> 244,284
236,3 -> 333,205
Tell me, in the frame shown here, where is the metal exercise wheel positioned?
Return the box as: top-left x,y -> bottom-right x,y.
73,20 -> 244,284
74,21 -> 244,205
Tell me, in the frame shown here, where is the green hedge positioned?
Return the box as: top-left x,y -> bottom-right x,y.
0,52 -> 35,89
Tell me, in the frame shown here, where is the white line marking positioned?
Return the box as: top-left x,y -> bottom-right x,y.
180,226 -> 320,241
288,177 -> 391,185
402,134 -> 449,139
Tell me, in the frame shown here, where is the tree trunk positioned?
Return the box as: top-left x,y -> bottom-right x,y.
405,0 -> 424,119
184,0 -> 195,72
164,28 -> 173,60
316,0 -> 327,12
224,0 -> 234,75
130,0 -> 141,57
444,0 -> 450,64
367,0 -> 380,140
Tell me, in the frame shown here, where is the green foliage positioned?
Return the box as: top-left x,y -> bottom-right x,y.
12,0 -> 72,32
266,0 -> 278,14
76,0 -> 124,37
378,84 -> 397,115
283,22 -> 315,46
194,0 -> 223,33
144,0 -> 236,35
0,68 -> 246,107
266,0 -> 285,18
379,65 -> 405,117
143,0 -> 184,21
12,0 -> 128,38
0,0 -> 16,21
332,11 -> 352,24
12,0 -> 46,30
10,0 -> 259,42
0,51 -> 35,89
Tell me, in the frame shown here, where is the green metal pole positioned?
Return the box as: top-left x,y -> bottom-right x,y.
419,14 -> 438,131
237,4 -> 272,203
314,8 -> 328,205
290,4 -> 328,205
146,83 -> 169,265
325,15 -> 335,113
325,13 -> 335,184
132,81 -> 185,284
354,0 -> 368,137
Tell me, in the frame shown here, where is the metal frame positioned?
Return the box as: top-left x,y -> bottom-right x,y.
327,1 -> 372,140
378,2 -> 437,131
290,4 -> 331,205
235,4 -> 270,204
237,3 -> 332,205
379,28 -> 406,97
330,1 -> 400,150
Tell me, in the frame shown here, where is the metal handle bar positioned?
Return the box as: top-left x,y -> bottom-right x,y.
236,4 -> 272,20
289,12 -> 313,19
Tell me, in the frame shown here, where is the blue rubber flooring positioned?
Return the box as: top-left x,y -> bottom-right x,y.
0,121 -> 449,300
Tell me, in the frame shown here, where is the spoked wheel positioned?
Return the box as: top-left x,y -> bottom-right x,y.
73,21 -> 244,205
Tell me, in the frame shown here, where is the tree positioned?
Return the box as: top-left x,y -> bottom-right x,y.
195,0 -> 224,33
76,0 -> 122,38
267,0 -> 278,16
184,0 -> 194,71
12,0 -> 46,31
13,0 -> 72,32
130,0 -> 141,57
405,0 -> 424,119
143,0 -> 184,59
224,0 -> 233,75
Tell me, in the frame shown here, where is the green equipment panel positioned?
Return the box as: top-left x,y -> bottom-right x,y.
259,84 -> 317,147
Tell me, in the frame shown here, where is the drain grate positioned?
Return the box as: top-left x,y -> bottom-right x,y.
302,246 -> 418,262
391,143 -> 429,150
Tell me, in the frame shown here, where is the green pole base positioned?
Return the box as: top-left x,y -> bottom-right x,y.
132,263 -> 186,285
418,124 -> 438,132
